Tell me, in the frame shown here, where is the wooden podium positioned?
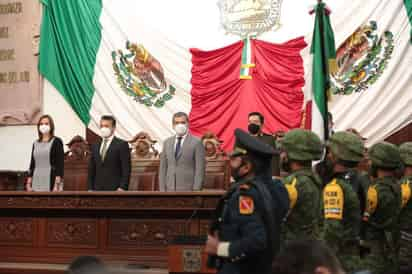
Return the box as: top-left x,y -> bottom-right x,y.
168,236 -> 216,274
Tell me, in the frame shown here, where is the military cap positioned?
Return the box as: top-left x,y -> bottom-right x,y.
231,129 -> 278,159
369,142 -> 401,169
400,142 -> 412,166
280,129 -> 323,161
327,131 -> 364,162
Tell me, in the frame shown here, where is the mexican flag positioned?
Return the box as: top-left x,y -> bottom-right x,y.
39,0 -> 192,143
306,2 -> 336,141
39,0 -> 412,148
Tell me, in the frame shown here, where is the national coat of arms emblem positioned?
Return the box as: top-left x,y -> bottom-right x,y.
112,41 -> 176,107
218,0 -> 283,38
331,21 -> 394,95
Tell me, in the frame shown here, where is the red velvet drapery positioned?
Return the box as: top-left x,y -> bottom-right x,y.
189,37 -> 307,151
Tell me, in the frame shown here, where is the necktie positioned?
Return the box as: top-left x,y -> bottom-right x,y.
101,138 -> 108,161
175,137 -> 182,159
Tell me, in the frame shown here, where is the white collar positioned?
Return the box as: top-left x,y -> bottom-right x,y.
175,133 -> 188,143
102,134 -> 115,144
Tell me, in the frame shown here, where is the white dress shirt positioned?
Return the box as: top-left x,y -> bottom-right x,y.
174,133 -> 187,153
100,134 -> 114,155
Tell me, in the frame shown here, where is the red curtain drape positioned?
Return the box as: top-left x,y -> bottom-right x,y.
189,37 -> 307,151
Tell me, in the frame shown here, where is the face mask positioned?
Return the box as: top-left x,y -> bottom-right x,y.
248,123 -> 260,135
280,155 -> 291,173
174,123 -> 188,136
100,127 -> 112,138
231,164 -> 245,181
39,124 -> 50,134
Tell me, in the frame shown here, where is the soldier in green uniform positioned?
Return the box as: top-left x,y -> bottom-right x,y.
362,142 -> 402,274
399,142 -> 412,272
279,129 -> 323,241
322,131 -> 364,272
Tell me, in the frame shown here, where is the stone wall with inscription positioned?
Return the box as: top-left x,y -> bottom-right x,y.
0,1 -> 85,171
0,1 -> 42,125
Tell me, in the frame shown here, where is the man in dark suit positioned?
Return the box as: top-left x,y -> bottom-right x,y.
88,115 -> 131,191
235,112 -> 280,177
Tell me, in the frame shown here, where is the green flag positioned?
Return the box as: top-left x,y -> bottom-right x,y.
405,0 -> 412,43
310,2 -> 336,141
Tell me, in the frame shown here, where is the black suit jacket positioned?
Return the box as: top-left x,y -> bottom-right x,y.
88,136 -> 131,191
234,133 -> 280,177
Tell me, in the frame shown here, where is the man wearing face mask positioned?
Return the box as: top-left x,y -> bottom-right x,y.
280,129 -> 323,242
159,112 -> 205,191
235,112 -> 280,177
322,131 -> 367,273
88,115 -> 131,191
206,129 -> 288,274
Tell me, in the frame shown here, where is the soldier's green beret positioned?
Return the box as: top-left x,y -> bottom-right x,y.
400,142 -> 412,166
280,129 -> 323,161
327,131 -> 364,162
369,142 -> 400,169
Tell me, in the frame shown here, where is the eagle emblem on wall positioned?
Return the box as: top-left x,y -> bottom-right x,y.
112,41 -> 175,107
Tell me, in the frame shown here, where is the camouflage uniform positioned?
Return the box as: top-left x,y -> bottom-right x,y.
280,129 -> 323,242
362,142 -> 402,274
322,132 -> 364,272
399,142 -> 412,270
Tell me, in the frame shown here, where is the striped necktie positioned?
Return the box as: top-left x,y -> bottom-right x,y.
101,138 -> 108,161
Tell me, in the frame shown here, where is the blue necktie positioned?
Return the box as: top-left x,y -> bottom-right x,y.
175,137 -> 182,159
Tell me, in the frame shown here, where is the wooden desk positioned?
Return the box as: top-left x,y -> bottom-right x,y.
63,158 -> 231,191
0,191 -> 223,268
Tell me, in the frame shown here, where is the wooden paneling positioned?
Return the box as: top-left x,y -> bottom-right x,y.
108,219 -> 186,248
203,159 -> 230,190
385,122 -> 412,145
0,191 -> 223,268
46,218 -> 98,248
129,159 -> 160,191
0,218 -> 34,246
63,159 -> 89,191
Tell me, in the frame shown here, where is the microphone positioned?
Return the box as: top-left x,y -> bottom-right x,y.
173,199 -> 205,245
183,208 -> 198,238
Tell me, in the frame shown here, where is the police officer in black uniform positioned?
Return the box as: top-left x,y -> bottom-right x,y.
205,129 -> 289,274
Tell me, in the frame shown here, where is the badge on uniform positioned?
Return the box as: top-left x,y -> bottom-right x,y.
323,179 -> 344,220
364,185 -> 378,221
401,180 -> 411,209
239,195 -> 254,215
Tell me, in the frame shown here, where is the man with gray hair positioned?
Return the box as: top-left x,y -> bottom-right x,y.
159,112 -> 205,191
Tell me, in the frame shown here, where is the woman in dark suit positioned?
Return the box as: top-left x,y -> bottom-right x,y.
26,114 -> 64,192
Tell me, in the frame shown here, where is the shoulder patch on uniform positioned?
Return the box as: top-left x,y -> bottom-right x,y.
284,177 -> 298,211
323,179 -> 344,220
401,180 -> 411,209
364,185 -> 378,221
239,195 -> 254,215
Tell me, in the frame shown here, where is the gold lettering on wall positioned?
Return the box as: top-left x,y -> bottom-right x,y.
0,71 -> 30,84
0,49 -> 15,61
0,27 -> 8,38
0,2 -> 22,14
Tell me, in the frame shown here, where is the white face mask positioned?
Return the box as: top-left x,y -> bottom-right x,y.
100,127 -> 112,138
174,123 -> 188,136
39,124 -> 50,134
